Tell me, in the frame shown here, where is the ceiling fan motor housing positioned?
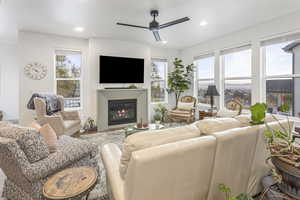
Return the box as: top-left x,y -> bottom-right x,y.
149,20 -> 159,31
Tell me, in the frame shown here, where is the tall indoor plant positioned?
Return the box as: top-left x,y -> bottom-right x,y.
167,58 -> 194,108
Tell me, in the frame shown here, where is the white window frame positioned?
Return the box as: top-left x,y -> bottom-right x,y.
54,50 -> 83,111
194,54 -> 215,104
150,58 -> 168,104
261,39 -> 300,116
221,46 -> 252,109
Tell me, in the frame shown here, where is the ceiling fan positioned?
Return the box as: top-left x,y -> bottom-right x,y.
116,10 -> 190,42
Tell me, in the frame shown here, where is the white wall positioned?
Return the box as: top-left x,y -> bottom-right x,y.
0,43 -> 19,120
19,32 -> 89,125
180,11 -> 300,108
18,32 -> 179,125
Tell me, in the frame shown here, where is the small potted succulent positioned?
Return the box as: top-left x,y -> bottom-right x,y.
250,103 -> 267,125
154,104 -> 168,123
153,113 -> 162,125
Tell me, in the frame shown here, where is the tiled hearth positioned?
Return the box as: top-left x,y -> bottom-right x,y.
97,89 -> 148,131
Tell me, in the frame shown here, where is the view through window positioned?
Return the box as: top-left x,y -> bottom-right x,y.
196,56 -> 214,105
55,50 -> 82,109
264,41 -> 298,116
151,59 -> 167,103
223,48 -> 252,109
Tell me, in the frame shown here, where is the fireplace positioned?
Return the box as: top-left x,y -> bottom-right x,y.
108,99 -> 137,126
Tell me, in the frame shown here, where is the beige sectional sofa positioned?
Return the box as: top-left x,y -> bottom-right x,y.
101,115 -> 293,200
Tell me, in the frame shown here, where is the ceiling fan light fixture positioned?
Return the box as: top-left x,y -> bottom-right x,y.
162,40 -> 168,44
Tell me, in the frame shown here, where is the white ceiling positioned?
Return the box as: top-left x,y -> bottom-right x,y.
2,0 -> 300,49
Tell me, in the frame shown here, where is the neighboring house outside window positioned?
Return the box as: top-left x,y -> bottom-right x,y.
195,55 -> 215,106
222,47 -> 252,109
262,39 -> 300,116
151,59 -> 168,103
55,50 -> 82,109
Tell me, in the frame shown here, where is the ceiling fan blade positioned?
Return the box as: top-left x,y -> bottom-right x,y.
116,22 -> 148,29
153,31 -> 161,41
159,17 -> 190,29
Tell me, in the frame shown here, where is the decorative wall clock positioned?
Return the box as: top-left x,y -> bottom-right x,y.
24,62 -> 47,80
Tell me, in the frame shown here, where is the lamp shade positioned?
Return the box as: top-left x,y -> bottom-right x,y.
205,85 -> 220,96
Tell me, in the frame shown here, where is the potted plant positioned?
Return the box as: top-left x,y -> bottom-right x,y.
153,113 -> 162,125
154,104 -> 168,123
250,103 -> 267,125
218,184 -> 253,200
167,58 -> 194,108
264,116 -> 300,199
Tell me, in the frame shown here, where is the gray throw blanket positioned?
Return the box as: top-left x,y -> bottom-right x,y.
27,93 -> 62,115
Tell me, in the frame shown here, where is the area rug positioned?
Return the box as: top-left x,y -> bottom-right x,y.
79,129 -> 125,200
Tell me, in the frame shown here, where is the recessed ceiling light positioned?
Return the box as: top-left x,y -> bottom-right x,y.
162,40 -> 168,44
200,21 -> 208,26
74,27 -> 84,32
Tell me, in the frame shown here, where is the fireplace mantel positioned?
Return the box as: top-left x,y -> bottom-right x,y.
97,88 -> 148,131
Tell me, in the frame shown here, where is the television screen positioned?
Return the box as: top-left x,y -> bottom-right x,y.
99,55 -> 144,83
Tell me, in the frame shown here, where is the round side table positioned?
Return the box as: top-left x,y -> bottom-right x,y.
43,167 -> 98,200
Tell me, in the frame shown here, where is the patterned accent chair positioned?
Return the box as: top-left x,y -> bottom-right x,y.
34,95 -> 81,136
0,122 -> 99,200
168,96 -> 196,123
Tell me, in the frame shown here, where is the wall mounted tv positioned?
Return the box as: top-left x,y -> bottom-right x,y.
99,55 -> 144,83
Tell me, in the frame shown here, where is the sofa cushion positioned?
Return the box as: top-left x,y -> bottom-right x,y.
0,123 -> 50,163
194,118 -> 243,134
234,114 -> 278,126
217,108 -> 239,118
119,124 -> 201,179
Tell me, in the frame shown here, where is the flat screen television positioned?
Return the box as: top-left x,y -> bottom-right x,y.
99,55 -> 144,83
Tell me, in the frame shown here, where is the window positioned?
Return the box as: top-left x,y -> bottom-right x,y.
151,59 -> 167,103
263,41 -> 299,116
195,56 -> 214,104
55,50 -> 82,109
222,48 -> 252,109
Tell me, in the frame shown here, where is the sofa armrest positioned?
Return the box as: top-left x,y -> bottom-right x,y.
43,115 -> 64,136
60,111 -> 80,120
101,143 -> 125,200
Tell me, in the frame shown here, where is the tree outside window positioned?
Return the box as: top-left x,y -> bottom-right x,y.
55,51 -> 82,109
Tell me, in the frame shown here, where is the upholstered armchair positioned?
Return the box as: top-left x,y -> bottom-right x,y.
0,122 -> 99,200
34,95 -> 81,136
167,96 -> 196,123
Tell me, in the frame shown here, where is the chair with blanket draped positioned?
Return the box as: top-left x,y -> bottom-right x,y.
33,95 -> 81,136
167,96 -> 196,123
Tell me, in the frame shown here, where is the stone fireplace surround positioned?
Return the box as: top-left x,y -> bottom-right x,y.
97,88 -> 148,131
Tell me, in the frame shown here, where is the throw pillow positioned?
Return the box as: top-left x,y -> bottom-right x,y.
194,118 -> 243,134
120,124 -> 201,179
39,124 -> 58,153
177,102 -> 194,111
217,108 -> 239,118
16,129 -> 50,163
30,121 -> 42,131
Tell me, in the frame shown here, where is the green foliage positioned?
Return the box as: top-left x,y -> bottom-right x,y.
154,104 -> 168,122
250,103 -> 267,125
167,58 -> 194,107
279,104 -> 290,113
218,184 -> 253,200
153,113 -> 162,121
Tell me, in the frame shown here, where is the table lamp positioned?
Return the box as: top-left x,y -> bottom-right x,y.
205,85 -> 220,112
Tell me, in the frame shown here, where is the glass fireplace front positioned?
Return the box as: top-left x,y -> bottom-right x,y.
108,99 -> 137,126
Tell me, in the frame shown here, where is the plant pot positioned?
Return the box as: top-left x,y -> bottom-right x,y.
271,156 -> 300,199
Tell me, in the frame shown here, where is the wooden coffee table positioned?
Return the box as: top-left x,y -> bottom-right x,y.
43,167 -> 97,200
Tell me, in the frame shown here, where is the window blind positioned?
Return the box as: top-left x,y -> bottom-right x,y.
261,32 -> 300,47
220,44 -> 251,55
194,53 -> 214,61
55,50 -> 81,55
